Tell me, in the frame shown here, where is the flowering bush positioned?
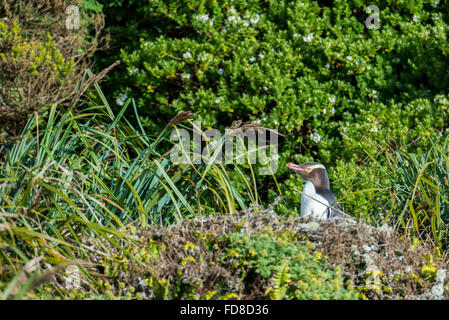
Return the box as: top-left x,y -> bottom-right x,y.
98,0 -> 449,219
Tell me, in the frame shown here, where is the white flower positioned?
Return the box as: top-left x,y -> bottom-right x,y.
273,120 -> 278,125
346,55 -> 353,61
336,53 -> 341,58
181,73 -> 191,80
323,108 -> 327,114
413,15 -> 419,22
250,14 -> 260,25
197,52 -> 210,61
370,125 -> 379,133
142,41 -> 153,49
325,63 -> 330,69
195,14 -> 209,23
215,97 -> 221,103
229,7 -> 237,15
432,0 -> 440,8
258,53 -> 264,60
331,107 -> 335,114
328,96 -> 336,104
249,56 -> 257,63
310,132 -> 321,143
228,16 -> 237,22
293,33 -> 299,38
243,21 -> 250,27
302,33 -> 314,42
183,51 -> 192,59
217,68 -> 224,75
128,67 -> 139,76
116,93 -> 128,106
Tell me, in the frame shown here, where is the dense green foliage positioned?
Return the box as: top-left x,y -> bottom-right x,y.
95,0 -> 449,225
223,231 -> 357,299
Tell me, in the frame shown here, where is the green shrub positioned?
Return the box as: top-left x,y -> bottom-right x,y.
97,0 -> 449,220
222,231 -> 358,299
0,20 -> 76,107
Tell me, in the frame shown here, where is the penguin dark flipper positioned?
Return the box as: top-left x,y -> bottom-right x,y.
328,202 -> 344,219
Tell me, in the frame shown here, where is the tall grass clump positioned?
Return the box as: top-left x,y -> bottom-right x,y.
381,138 -> 449,252
0,69 -> 269,297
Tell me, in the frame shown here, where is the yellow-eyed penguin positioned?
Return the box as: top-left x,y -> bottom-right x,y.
286,162 -> 343,219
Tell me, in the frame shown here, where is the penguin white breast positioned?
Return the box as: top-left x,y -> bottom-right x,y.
300,181 -> 330,219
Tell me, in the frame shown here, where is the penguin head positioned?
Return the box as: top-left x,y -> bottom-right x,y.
286,162 -> 329,189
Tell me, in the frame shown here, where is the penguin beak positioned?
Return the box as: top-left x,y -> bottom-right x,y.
286,163 -> 304,173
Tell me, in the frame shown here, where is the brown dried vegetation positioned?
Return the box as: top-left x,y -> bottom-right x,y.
0,0 -> 104,136
79,211 -> 449,300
